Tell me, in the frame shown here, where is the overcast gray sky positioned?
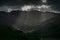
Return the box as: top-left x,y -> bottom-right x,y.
0,0 -> 60,12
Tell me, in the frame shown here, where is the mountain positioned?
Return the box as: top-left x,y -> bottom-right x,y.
0,10 -> 60,27
0,11 -> 12,26
0,10 -> 60,40
0,11 -> 28,40
0,10 -> 22,26
12,10 -> 60,32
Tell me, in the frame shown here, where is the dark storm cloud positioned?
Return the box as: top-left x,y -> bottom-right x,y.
0,0 -> 42,6
22,0 -> 42,5
47,0 -> 60,11
0,0 -> 42,12
0,0 -> 22,6
47,0 -> 60,5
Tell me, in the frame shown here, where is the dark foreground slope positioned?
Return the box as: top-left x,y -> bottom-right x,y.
0,24 -> 27,40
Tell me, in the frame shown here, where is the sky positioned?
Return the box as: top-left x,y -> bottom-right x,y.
0,0 -> 60,12
47,0 -> 60,11
0,0 -> 42,6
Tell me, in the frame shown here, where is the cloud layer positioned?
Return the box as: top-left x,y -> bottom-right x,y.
0,0 -> 60,12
